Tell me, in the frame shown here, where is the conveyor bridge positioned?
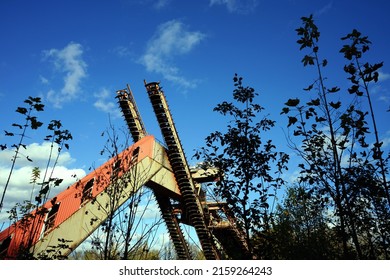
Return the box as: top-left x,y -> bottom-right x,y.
0,81 -> 251,260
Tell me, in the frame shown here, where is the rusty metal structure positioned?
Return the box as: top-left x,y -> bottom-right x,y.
0,81 -> 251,260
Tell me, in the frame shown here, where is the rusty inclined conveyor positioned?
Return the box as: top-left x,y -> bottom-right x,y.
0,81 -> 251,260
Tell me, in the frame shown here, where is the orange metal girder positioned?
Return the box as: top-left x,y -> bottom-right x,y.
0,135 -> 180,259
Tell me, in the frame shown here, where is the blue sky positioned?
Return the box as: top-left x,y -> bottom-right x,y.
1,0 -> 390,223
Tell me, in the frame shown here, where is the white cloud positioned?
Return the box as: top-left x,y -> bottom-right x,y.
0,142 -> 86,222
381,130 -> 390,149
315,1 -> 333,16
139,20 -> 205,89
378,71 -> 390,82
43,42 -> 87,108
0,142 -> 75,169
39,75 -> 49,85
93,88 -> 122,119
378,94 -> 390,103
209,0 -> 258,14
153,0 -> 171,9
136,194 -> 161,220
382,137 -> 390,149
112,45 -> 133,58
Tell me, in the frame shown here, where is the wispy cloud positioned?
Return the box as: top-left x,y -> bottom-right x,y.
94,88 -> 122,119
43,42 -> 87,108
139,20 -> 205,89
381,130 -> 390,148
370,71 -> 390,103
209,0 -> 258,14
0,142 -> 75,168
378,71 -> 390,82
0,142 -> 86,221
153,0 -> 171,9
39,75 -> 49,85
136,0 -> 171,10
378,94 -> 390,103
315,1 -> 333,16
112,45 -> 133,58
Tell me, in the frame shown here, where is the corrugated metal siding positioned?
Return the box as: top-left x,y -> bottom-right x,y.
0,136 -> 156,258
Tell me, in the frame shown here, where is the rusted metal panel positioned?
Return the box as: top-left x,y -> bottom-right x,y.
0,135 -> 180,259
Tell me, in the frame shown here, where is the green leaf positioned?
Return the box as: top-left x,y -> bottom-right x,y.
293,130 -> 302,136
348,85 -> 359,94
29,117 -> 43,130
24,97 -> 33,105
329,101 -> 341,109
328,86 -> 340,93
4,130 -> 14,136
16,107 -> 28,115
281,107 -> 290,115
307,98 -> 320,106
34,103 -> 45,112
302,55 -> 315,66
340,45 -> 354,60
54,178 -> 64,187
288,116 -> 298,127
285,98 -> 300,107
305,110 -> 313,119
296,27 -> 305,36
12,123 -> 23,129
315,116 -> 327,122
303,84 -> 314,91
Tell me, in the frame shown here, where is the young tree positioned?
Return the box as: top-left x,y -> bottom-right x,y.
264,184 -> 341,259
194,74 -> 289,258
1,97 -> 74,259
282,15 -> 389,259
340,29 -> 390,207
83,123 -> 164,260
0,97 -> 44,213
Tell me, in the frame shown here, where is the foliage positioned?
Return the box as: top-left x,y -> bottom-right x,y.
194,74 -> 289,258
85,122 -> 164,260
340,29 -> 390,207
71,242 -> 161,260
1,97 -> 44,212
280,14 -> 390,259
256,185 -> 341,259
160,241 -> 205,260
2,14 -> 389,260
1,97 -> 73,259
194,15 -> 389,260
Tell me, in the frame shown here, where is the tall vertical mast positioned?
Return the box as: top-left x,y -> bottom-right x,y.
116,84 -> 193,260
144,81 -> 219,260
116,85 -> 147,143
